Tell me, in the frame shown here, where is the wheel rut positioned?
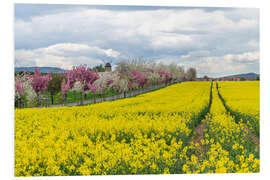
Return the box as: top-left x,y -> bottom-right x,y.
189,81 -> 259,161
215,82 -> 259,148
189,81 -> 213,160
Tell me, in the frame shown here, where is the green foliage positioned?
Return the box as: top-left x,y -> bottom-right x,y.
240,77 -> 246,81
203,75 -> 209,81
15,71 -> 34,76
15,94 -> 27,108
92,64 -> 105,72
55,92 -> 65,104
48,73 -> 66,96
47,73 -> 66,104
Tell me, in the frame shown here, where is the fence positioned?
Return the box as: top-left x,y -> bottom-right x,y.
48,81 -> 179,108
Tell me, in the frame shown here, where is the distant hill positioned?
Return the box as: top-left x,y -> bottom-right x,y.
15,67 -> 67,73
222,72 -> 259,78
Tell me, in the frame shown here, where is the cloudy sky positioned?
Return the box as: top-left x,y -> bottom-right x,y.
15,4 -> 259,77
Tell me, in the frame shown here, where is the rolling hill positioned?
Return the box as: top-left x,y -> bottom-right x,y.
15,67 -> 67,73
222,72 -> 259,78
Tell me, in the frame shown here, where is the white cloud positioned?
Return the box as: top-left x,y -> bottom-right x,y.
248,40 -> 259,48
156,51 -> 259,77
103,49 -> 120,58
15,8 -> 259,50
15,6 -> 259,76
178,51 -> 259,77
15,43 -> 120,69
150,34 -> 192,50
224,51 -> 259,63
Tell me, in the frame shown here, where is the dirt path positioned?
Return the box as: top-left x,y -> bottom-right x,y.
189,118 -> 208,160
188,82 -> 213,160
245,127 -> 260,149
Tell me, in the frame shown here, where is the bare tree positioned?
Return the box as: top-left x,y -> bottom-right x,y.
115,58 -> 149,74
186,67 -> 197,81
115,60 -> 131,75
167,63 -> 185,82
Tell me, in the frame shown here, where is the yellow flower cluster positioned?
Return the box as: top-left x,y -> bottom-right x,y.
218,81 -> 259,135
15,82 -> 211,176
183,82 -> 259,174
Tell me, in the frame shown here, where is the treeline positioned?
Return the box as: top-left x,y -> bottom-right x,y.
15,60 -> 197,108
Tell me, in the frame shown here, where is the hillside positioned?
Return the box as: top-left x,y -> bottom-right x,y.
222,72 -> 259,78
15,67 -> 67,73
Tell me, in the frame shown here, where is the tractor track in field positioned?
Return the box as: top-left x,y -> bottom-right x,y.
189,81 -> 259,162
189,81 -> 213,160
215,82 -> 259,149
189,117 -> 208,161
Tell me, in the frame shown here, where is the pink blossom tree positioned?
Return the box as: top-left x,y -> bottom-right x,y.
87,82 -> 98,103
65,65 -> 99,104
158,70 -> 172,84
66,65 -> 99,89
131,70 -> 146,88
94,72 -> 116,95
30,69 -> 51,106
15,76 -> 25,98
87,83 -> 97,93
128,81 -> 138,90
94,72 -> 128,97
61,79 -> 70,104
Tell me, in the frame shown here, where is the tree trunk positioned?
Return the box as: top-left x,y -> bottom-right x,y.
18,97 -> 21,108
36,93 -> 40,107
63,94 -> 67,105
73,91 -> 76,103
51,94 -> 54,105
80,92 -> 84,105
47,93 -> 50,107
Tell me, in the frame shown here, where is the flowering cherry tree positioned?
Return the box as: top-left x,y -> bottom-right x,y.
15,72 -> 44,107
87,83 -> 98,93
71,81 -> 84,93
94,72 -> 129,96
128,81 -> 138,90
158,70 -> 172,84
61,79 -> 70,103
15,75 -> 25,98
66,65 -> 99,89
65,65 -> 99,104
94,72 -> 117,94
14,61 -> 191,108
23,74 -> 36,106
15,75 -> 26,108
131,70 -> 146,88
30,69 -> 51,106
146,70 -> 160,86
112,74 -> 129,92
61,79 -> 70,95
31,69 -> 51,94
